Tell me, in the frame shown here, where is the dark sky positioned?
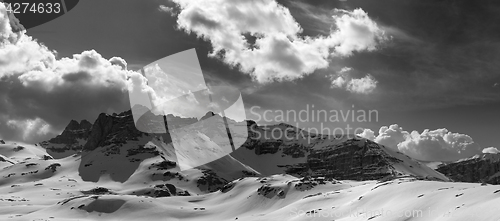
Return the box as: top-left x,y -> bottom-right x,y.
3,0 -> 500,152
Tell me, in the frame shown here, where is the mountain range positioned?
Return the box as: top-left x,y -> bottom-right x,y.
0,109 -> 499,220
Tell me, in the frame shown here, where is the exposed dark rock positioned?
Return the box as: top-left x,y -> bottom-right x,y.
44,163 -> 61,172
81,187 -> 115,195
303,139 -> 404,180
199,111 -> 216,121
13,146 -> 24,151
40,120 -> 93,158
48,120 -> 92,145
84,110 -> 159,150
149,160 -> 177,170
197,170 -> 228,192
437,153 -> 500,184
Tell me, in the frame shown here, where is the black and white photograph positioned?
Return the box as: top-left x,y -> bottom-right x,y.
0,0 -> 500,220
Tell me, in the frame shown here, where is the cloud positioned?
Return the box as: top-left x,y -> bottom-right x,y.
357,124 -> 482,161
171,0 -> 386,83
329,67 -> 378,94
374,124 -> 408,149
0,5 -> 155,143
357,128 -> 375,140
346,74 -> 377,94
482,147 -> 500,154
330,76 -> 347,88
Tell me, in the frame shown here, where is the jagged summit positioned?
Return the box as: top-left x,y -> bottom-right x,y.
83,110 -> 146,152
38,108 -> 450,183
437,152 -> 500,184
303,138 -> 449,181
231,123 -> 449,181
50,119 -> 93,143
65,119 -> 92,131
39,119 -> 94,159
199,111 -> 216,121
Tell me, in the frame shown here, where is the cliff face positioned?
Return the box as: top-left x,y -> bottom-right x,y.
304,139 -> 404,180
48,120 -> 92,144
43,110 -> 448,183
437,153 -> 500,184
233,123 -> 449,181
77,110 -> 255,186
39,120 -> 93,158
83,111 -> 145,151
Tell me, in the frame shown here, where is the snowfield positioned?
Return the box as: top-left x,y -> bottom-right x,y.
1,142 -> 500,221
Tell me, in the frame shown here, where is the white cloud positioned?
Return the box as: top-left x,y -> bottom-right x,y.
0,4 -> 156,143
346,74 -> 377,94
171,0 -> 386,83
357,128 -> 375,140
329,67 -> 378,94
482,147 -> 500,154
358,124 -> 482,162
330,76 -> 347,88
374,124 -> 409,149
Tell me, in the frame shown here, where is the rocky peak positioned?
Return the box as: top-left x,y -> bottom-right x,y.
48,120 -> 93,145
200,111 -> 216,121
65,120 -> 80,130
437,153 -> 500,184
234,129 -> 449,181
64,119 -> 92,131
40,119 -> 94,159
301,138 -> 404,180
83,111 -> 144,151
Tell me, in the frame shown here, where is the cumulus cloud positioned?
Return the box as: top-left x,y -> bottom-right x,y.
329,67 -> 378,94
374,124 -> 408,149
0,4 -> 155,143
346,74 -> 377,94
482,147 -> 500,154
330,76 -> 347,88
171,0 -> 387,83
356,128 -> 375,141
357,124 -> 483,162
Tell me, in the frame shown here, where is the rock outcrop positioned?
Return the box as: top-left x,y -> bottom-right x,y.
304,138 -> 404,180
39,120 -> 93,158
41,109 -> 448,184
233,123 -> 449,181
437,153 -> 500,184
48,120 -> 92,144
83,111 -> 145,151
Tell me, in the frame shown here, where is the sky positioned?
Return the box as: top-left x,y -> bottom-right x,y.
1,0 -> 499,162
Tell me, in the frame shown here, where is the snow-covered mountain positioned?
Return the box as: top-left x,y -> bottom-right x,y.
230,122 -> 449,181
437,153 -> 500,184
33,109 -> 450,184
0,109 -> 490,220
